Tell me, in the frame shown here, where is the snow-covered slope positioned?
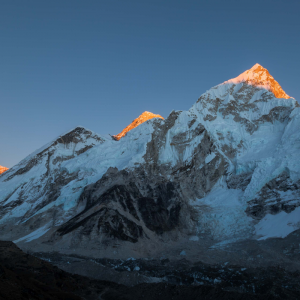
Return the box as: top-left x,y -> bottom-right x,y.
1,64 -> 300,253
0,127 -> 106,228
187,64 -> 300,240
0,121 -> 162,243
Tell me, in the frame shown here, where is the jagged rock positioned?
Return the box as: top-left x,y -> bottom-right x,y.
246,170 -> 300,219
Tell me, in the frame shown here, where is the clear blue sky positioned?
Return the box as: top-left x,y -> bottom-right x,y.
1,0 -> 300,167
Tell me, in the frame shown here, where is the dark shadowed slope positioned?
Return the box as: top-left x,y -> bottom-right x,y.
1,241 -> 300,299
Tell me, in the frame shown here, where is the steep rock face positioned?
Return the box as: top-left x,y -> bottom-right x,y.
0,166 -> 8,175
1,64 -> 300,252
113,111 -> 164,140
53,167 -> 183,246
246,169 -> 300,219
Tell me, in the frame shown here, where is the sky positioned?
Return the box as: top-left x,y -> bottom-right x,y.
1,0 -> 300,167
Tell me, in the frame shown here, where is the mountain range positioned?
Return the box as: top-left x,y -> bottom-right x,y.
1,64 -> 300,268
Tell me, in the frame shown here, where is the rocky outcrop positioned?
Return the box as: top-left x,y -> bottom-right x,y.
246,170 -> 300,219
53,167 -> 184,245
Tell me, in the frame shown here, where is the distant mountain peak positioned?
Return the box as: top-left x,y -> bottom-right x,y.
56,126 -> 105,145
113,111 -> 164,140
224,63 -> 291,99
0,166 -> 8,175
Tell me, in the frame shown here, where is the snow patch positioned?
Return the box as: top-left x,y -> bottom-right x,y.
205,153 -> 216,164
13,223 -> 50,243
255,207 -> 300,240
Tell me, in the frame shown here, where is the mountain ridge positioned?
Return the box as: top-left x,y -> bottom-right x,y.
113,111 -> 164,140
0,64 -> 299,267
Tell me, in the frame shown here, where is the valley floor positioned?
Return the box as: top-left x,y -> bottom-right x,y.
1,237 -> 300,299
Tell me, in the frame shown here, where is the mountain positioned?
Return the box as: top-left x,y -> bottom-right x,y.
224,63 -> 291,99
0,166 -> 8,175
113,111 -> 164,140
1,64 -> 300,267
0,127 -> 106,235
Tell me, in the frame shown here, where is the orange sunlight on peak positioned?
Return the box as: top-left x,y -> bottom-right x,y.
0,166 -> 8,175
224,63 -> 291,99
113,111 -> 164,141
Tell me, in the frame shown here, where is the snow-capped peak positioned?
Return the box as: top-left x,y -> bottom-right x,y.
249,63 -> 263,71
0,166 -> 8,175
113,111 -> 164,140
223,63 -> 291,99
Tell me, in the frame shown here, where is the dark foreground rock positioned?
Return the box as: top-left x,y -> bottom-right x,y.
1,241 -> 300,300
